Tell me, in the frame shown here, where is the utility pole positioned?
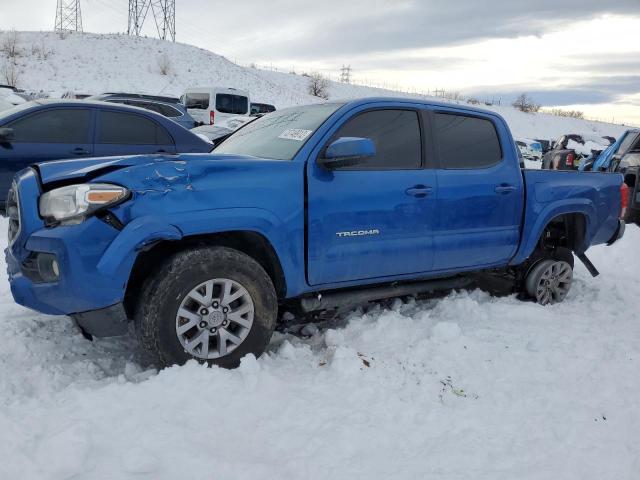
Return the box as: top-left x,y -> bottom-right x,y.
128,0 -> 176,42
340,65 -> 352,84
55,0 -> 83,32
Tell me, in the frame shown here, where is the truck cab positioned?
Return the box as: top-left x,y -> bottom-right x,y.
5,98 -> 625,369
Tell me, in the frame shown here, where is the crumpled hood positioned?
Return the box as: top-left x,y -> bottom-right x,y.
35,153 -> 254,186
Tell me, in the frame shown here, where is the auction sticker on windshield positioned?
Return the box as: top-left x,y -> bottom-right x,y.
278,129 -> 313,141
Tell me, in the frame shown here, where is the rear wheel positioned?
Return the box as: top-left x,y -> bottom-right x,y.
134,246 -> 277,369
525,259 -> 573,305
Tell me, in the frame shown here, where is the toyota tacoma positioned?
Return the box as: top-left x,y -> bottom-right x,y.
5,98 -> 626,368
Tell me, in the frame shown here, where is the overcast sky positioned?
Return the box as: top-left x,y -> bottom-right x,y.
2,0 -> 640,125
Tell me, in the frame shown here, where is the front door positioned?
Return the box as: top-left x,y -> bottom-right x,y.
306,108 -> 437,285
0,107 -> 93,197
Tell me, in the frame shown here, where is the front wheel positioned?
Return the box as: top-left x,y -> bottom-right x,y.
134,246 -> 277,369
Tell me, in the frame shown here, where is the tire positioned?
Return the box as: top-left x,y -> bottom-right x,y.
134,246 -> 277,369
551,246 -> 574,269
525,259 -> 573,305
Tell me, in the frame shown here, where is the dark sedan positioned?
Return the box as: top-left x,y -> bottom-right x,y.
0,100 -> 212,208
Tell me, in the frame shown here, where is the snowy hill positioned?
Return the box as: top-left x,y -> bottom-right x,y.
0,31 -> 630,141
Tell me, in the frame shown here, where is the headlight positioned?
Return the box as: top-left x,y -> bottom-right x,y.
39,183 -> 129,224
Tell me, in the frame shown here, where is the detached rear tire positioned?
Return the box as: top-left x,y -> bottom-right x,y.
135,246 -> 277,369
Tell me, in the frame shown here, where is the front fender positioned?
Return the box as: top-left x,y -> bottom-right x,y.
510,199 -> 595,265
96,217 -> 183,275
169,208 -> 302,293
97,208 -> 302,296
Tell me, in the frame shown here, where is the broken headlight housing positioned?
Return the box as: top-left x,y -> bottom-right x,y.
39,183 -> 129,225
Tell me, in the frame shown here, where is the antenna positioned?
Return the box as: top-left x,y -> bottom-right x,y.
55,0 -> 83,32
128,0 -> 176,41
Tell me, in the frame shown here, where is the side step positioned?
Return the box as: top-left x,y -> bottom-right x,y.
300,276 -> 472,313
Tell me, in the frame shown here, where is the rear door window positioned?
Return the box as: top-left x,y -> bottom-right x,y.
434,113 -> 502,169
330,109 -> 422,170
7,108 -> 91,143
97,111 -> 173,145
216,94 -> 249,114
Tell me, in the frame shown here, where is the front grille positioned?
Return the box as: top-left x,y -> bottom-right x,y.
7,182 -> 20,245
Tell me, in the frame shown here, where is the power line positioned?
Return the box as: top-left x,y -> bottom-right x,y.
128,0 -> 175,41
55,0 -> 83,32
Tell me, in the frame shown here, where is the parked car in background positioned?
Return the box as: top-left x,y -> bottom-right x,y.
1,85 -> 31,102
191,116 -> 257,146
609,130 -> 640,225
580,129 -> 640,172
0,97 -> 13,112
515,138 -> 543,162
0,100 -> 212,210
88,93 -> 197,129
191,124 -> 232,146
61,91 -> 93,100
542,134 -> 609,170
534,138 -> 553,154
250,102 -> 276,115
183,87 -> 250,125
96,92 -> 181,104
5,98 -> 625,369
0,86 -> 27,106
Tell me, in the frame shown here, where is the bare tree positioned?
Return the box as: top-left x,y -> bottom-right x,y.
2,61 -> 20,86
1,29 -> 20,58
512,93 -> 540,113
157,53 -> 172,75
308,72 -> 329,99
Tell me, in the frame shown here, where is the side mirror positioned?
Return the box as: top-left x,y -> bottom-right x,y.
0,127 -> 14,143
318,137 -> 376,169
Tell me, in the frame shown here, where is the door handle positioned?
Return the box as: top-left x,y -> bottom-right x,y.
495,184 -> 517,194
405,185 -> 433,198
71,147 -> 90,155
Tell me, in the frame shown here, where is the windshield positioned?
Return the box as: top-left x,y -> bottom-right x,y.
214,103 -> 344,160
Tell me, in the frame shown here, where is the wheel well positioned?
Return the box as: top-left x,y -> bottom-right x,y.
537,213 -> 587,254
123,231 -> 287,318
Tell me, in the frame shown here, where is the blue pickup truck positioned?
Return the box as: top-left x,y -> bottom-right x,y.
5,98 -> 626,368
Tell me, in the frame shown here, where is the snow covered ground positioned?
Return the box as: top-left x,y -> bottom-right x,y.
0,31 -> 631,141
1,217 -> 639,480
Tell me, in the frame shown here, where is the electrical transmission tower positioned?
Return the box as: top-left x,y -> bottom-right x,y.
128,0 -> 176,42
340,65 -> 352,84
55,0 -> 83,32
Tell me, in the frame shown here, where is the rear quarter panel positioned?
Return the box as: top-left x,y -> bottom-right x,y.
511,170 -> 622,264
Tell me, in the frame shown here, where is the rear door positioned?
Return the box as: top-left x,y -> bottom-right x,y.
215,93 -> 249,122
94,110 -> 177,156
431,110 -> 523,271
0,107 -> 93,195
306,107 -> 438,285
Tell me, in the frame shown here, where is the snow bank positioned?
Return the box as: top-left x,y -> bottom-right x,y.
0,31 -> 630,142
1,217 -> 639,479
